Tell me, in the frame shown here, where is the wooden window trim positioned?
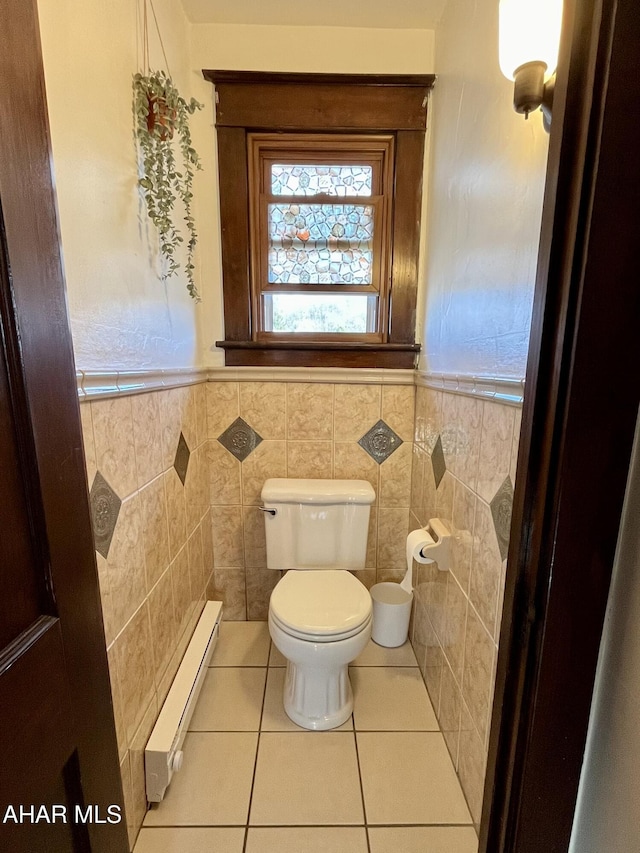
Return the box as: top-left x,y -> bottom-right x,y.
204,70 -> 435,368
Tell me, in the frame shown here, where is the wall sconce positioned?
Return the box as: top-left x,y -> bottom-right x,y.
499,0 -> 563,130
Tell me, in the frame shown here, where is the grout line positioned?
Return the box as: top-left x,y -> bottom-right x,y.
242,640 -> 271,852
352,727 -> 371,853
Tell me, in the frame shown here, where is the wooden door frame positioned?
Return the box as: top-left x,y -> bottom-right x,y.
482,0 -> 640,850
0,0 -> 128,850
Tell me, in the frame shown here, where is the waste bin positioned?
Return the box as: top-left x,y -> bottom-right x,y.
370,582 -> 413,647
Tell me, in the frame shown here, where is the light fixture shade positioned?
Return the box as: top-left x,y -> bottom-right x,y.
499,0 -> 564,81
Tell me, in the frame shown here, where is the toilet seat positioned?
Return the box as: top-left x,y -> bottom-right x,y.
270,570 -> 372,643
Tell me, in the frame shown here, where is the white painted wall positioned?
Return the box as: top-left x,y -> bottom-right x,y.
569,411 -> 640,853
38,0 -> 210,371
190,23 -> 435,367
419,0 -> 549,379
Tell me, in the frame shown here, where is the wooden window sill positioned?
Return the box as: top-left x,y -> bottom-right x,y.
215,340 -> 420,369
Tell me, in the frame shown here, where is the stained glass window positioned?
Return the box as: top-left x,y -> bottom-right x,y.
271,164 -> 373,197
267,203 -> 374,284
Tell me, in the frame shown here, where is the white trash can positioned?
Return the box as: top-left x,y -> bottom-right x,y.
370,582 -> 413,647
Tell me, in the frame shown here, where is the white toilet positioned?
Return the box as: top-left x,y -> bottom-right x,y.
261,478 -> 375,730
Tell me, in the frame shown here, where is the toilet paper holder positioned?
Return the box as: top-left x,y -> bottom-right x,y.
417,518 -> 452,572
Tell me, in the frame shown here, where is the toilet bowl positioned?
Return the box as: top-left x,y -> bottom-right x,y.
268,570 -> 372,730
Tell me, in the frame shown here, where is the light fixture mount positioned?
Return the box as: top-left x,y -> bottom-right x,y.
513,61 -> 555,129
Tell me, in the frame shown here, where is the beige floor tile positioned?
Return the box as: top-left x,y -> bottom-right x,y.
250,733 -> 364,825
134,827 -> 245,853
261,668 -> 353,732
210,621 -> 270,666
189,668 -> 266,731
246,827 -> 368,853
357,732 -> 472,825
368,826 -> 478,853
268,643 -> 287,666
352,639 -> 417,666
144,732 -> 257,826
352,667 -> 438,731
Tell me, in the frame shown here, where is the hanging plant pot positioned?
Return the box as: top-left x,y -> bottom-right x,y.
146,94 -> 177,141
133,70 -> 203,300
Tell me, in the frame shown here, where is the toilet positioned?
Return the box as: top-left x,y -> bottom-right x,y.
261,478 -> 375,730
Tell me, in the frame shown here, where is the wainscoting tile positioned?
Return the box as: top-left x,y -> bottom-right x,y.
107,644 -> 127,762
451,481 -> 476,595
334,384 -> 381,441
188,526 -> 206,601
140,475 -> 170,589
212,505 -> 244,568
441,574 -> 468,686
458,704 -> 487,827
286,440 -> 333,479
477,400 -> 515,504
286,383 -> 334,441
243,506 -> 267,568
207,569 -> 246,621
80,403 -> 97,486
105,493 -> 146,638
90,471 -> 121,560
206,382 -> 239,439
239,382 -> 286,440
470,499 -> 503,640
170,546 -> 193,639
91,396 -> 137,499
359,419 -> 403,465
116,603 -> 156,747
218,417 -> 262,463
333,442 -> 379,496
164,468 -> 187,560
381,384 -> 415,441
209,440 -> 241,506
246,568 -> 280,621
379,441 -> 413,507
376,508 -> 410,570
439,661 -> 462,770
174,432 -> 190,486
462,606 -> 495,746
241,441 -> 287,505
148,566 -> 177,686
131,391 -> 164,488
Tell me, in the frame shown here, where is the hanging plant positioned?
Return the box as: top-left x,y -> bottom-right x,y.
133,69 -> 203,300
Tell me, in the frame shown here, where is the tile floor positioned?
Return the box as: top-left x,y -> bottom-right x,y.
135,622 -> 477,853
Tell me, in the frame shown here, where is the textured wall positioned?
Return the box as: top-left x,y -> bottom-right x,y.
409,385 -> 521,826
38,0 -> 210,371
420,0 -> 548,378
80,384 -> 212,848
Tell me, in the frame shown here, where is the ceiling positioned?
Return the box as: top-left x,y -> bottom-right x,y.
181,0 -> 448,29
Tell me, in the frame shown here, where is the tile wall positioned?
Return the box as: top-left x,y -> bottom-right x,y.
409,384 -> 521,828
206,381 -> 416,619
80,383 -> 213,849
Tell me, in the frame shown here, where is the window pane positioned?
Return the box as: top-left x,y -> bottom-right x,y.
264,293 -> 377,334
268,203 -> 374,284
271,164 -> 372,197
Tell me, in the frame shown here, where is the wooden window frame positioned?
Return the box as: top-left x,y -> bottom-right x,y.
249,133 -> 393,343
204,71 -> 435,368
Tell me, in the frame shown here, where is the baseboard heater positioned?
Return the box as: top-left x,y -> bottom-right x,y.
145,600 -> 223,802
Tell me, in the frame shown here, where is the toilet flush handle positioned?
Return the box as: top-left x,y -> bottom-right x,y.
259,506 -> 277,516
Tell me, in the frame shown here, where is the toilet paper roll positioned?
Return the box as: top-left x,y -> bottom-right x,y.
406,528 -> 436,568
401,529 -> 437,593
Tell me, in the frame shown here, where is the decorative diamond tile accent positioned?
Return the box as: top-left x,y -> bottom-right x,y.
218,417 -> 263,462
174,432 -> 191,485
358,419 -> 402,465
431,434 -> 446,489
90,471 -> 121,559
491,476 -> 514,561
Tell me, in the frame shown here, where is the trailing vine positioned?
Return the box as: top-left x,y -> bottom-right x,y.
133,70 -> 203,300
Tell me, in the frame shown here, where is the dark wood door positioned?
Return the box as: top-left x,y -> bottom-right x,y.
0,0 -> 128,851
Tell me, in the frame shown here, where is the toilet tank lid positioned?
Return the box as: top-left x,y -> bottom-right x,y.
261,479 -> 375,505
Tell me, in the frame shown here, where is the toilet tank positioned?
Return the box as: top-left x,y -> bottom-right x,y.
261,479 -> 375,570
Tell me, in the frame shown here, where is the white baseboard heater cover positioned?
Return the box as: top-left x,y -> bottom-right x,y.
145,600 -> 223,802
